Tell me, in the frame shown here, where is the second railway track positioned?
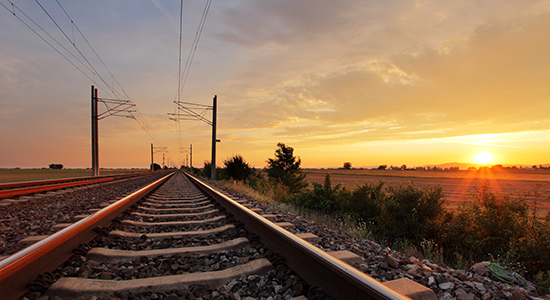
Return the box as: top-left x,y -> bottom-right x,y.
1,171 -> 420,300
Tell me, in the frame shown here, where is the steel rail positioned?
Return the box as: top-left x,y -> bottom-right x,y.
186,173 -> 411,300
0,172 -> 155,190
0,172 -> 175,300
0,172 -> 157,199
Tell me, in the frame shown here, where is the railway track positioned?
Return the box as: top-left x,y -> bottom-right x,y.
0,171 -> 429,300
0,172 -> 157,200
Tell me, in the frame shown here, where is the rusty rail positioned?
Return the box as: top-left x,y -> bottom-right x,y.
185,173 -> 411,300
0,172 -> 175,300
0,172 -> 158,199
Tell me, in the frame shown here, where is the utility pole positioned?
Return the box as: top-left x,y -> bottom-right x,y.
91,86 -> 99,176
151,143 -> 168,171
211,95 -> 217,181
190,144 -> 193,168
180,144 -> 192,169
168,96 -> 219,180
90,85 -> 135,176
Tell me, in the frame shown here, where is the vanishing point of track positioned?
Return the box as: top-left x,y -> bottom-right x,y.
0,171 -> 414,300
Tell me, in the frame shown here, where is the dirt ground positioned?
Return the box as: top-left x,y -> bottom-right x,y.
305,169 -> 550,216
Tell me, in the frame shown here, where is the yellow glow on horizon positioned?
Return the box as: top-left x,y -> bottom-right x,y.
475,152 -> 493,164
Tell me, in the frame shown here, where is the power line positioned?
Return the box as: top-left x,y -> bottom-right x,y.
0,1 -> 98,85
34,0 -> 120,100
172,0 -> 213,149
178,0 -> 212,97
1,0 -> 165,146
55,0 -> 131,101
177,0 -> 184,103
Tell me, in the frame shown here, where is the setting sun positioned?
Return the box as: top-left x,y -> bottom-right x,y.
475,152 -> 493,164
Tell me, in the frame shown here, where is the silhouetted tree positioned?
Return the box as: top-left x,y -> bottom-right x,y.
223,154 -> 252,181
150,163 -> 161,171
266,143 -> 308,193
343,162 -> 352,169
49,164 -> 63,169
202,161 -> 223,180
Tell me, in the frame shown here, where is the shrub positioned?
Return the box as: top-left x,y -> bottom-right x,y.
292,174 -> 347,215
379,184 -> 446,244
223,154 -> 253,181
266,143 -> 308,194
441,184 -> 531,270
513,214 -> 550,278
342,181 -> 385,226
200,161 -> 223,180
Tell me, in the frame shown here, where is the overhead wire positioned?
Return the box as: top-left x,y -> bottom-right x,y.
178,0 -> 212,96
54,0 -> 131,101
1,0 -> 165,146
0,1 -> 99,88
173,0 -> 213,166
34,0 -> 120,100
175,0 -> 185,152
52,0 -> 162,143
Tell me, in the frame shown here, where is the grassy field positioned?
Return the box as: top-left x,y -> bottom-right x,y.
304,168 -> 550,182
0,168 -> 148,184
304,168 -> 550,216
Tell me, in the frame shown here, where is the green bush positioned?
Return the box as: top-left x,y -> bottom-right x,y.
441,185 -> 530,266
231,170 -> 550,285
514,214 -> 550,278
291,174 -> 347,214
379,184 -> 446,244
342,181 -> 385,226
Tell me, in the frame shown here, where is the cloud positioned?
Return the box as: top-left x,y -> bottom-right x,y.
2,0 -> 550,167
216,6 -> 550,149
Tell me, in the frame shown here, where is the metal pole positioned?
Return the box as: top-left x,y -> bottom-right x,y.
91,86 -> 95,176
190,144 -> 193,169
210,95 -> 217,181
95,87 -> 99,176
151,143 -> 153,172
91,86 -> 99,177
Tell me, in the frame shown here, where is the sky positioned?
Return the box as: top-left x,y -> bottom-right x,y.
1,0 -> 550,169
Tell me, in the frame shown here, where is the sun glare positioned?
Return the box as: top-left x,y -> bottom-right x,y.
475,151 -> 492,164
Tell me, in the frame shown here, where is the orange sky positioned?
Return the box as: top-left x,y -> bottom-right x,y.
1,1 -> 550,169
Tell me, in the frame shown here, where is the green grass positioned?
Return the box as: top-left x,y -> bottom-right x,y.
0,168 -> 148,184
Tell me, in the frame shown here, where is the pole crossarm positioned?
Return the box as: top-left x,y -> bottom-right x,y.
168,101 -> 213,126
97,98 -> 136,120
153,147 -> 168,154
167,96 -> 216,180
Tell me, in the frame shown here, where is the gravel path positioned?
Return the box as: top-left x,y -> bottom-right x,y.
0,172 -> 168,257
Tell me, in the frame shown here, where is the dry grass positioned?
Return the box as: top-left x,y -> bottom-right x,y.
305,168 -> 550,181
217,179 -> 374,240
305,169 -> 550,218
